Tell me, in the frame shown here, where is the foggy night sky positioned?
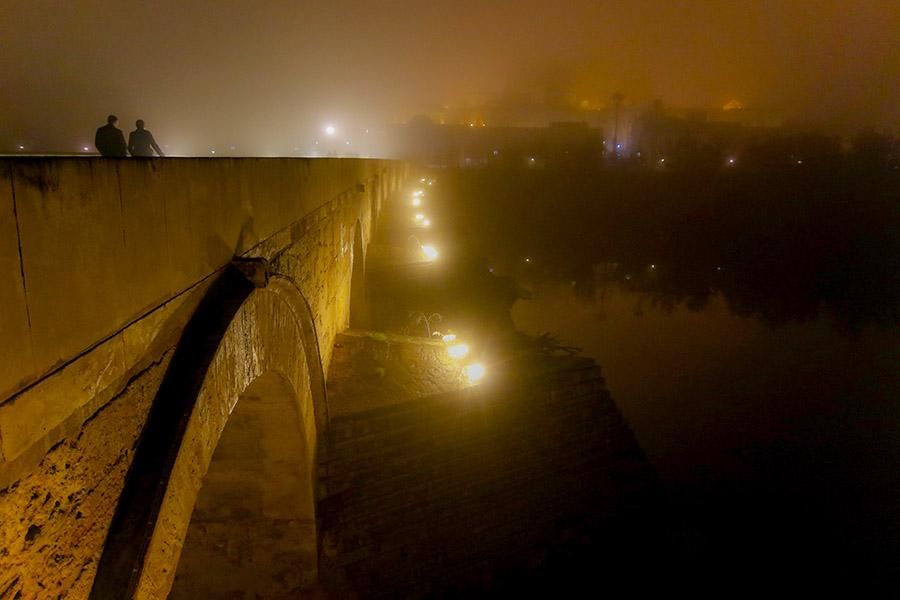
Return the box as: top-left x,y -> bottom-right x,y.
1,0 -> 898,154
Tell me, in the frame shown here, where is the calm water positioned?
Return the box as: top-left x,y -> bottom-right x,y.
513,273 -> 899,592
427,167 -> 900,593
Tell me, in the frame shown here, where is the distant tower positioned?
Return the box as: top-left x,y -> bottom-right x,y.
612,92 -> 624,158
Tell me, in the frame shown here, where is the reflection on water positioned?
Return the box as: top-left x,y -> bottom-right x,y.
427,167 -> 900,593
513,275 -> 900,592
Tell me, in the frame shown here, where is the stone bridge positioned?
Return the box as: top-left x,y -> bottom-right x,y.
0,157 -> 405,598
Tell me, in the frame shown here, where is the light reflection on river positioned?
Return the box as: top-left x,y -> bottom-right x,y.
513,277 -> 900,586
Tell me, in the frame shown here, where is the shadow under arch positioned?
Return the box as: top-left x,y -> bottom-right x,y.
90,264 -> 327,599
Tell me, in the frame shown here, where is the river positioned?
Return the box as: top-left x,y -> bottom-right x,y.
427,166 -> 900,594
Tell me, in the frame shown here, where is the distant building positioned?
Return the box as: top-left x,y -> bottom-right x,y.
390,119 -> 604,168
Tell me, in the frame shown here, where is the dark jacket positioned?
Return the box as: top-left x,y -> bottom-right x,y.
128,129 -> 164,157
94,124 -> 127,157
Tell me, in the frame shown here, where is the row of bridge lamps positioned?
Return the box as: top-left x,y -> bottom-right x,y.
407,177 -> 486,387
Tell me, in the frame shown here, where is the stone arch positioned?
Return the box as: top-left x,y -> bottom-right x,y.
90,266 -> 325,599
169,371 -> 316,597
349,220 -> 368,329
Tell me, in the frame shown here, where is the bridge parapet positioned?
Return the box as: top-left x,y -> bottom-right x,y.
0,157 -> 403,485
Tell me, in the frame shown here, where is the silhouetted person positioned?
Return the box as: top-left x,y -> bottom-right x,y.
94,115 -> 127,157
128,120 -> 164,157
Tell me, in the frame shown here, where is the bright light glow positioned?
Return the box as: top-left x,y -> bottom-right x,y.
422,219 -> 431,227
413,190 -> 424,197
448,343 -> 469,359
414,213 -> 425,222
210,149 -> 216,154
442,333 -> 457,343
325,124 -> 336,136
420,178 -> 426,183
727,157 -> 736,165
650,264 -> 656,270
524,257 -> 532,263
82,146 -> 89,152
421,245 -> 438,261
411,197 -> 421,206
463,363 -> 486,384
17,145 -> 24,150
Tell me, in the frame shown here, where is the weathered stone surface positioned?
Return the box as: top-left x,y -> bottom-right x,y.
0,157 -> 405,598
0,354 -> 170,600
0,158 -> 402,486
115,160 -> 173,316
0,279 -> 210,489
1,157 -> 402,402
327,331 -> 462,417
12,159 -> 129,377
0,164 -> 36,403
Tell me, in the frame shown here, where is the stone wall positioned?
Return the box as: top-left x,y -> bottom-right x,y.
0,157 -> 404,598
316,351 -> 667,597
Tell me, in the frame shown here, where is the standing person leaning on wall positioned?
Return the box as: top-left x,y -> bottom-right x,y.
94,115 -> 128,157
128,120 -> 165,157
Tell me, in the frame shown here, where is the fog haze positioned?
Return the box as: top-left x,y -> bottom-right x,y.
1,0 -> 897,154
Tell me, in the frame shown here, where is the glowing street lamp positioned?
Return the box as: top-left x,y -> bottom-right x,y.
421,245 -> 438,261
463,363 -> 486,384
448,343 -> 469,359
